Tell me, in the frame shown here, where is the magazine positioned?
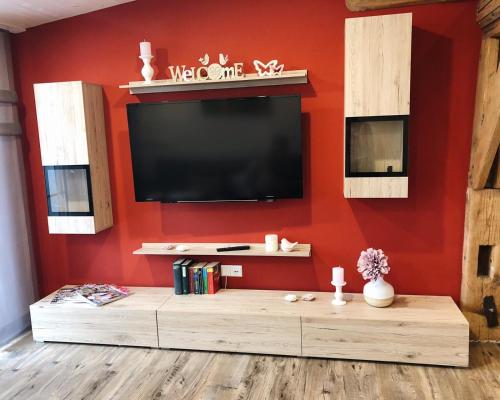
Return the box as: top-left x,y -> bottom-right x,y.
50,284 -> 130,307
76,284 -> 130,307
50,287 -> 86,305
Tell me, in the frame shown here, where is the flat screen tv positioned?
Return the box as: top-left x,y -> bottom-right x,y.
127,95 -> 302,203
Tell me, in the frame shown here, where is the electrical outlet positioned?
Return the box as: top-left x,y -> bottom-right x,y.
221,265 -> 243,277
230,265 -> 243,277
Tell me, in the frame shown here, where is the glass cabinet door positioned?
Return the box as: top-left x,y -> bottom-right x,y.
44,165 -> 93,216
345,115 -> 409,177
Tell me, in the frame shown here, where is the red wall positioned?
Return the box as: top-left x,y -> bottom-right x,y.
12,0 -> 481,300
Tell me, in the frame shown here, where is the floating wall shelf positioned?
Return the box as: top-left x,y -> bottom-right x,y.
120,70 -> 308,94
133,243 -> 311,257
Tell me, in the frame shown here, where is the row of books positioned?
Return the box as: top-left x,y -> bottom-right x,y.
173,258 -> 221,295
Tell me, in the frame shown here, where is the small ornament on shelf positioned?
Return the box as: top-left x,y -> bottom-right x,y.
331,266 -> 346,306
198,53 -> 210,66
280,238 -> 298,252
139,40 -> 154,82
253,60 -> 285,77
169,53 -> 244,83
284,293 -> 298,302
357,248 -> 394,307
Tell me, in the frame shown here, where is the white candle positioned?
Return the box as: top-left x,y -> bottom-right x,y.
332,266 -> 344,286
139,40 -> 152,57
265,234 -> 279,252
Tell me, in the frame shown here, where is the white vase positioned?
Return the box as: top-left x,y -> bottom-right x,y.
363,276 -> 394,307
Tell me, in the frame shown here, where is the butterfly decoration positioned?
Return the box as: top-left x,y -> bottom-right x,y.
198,53 -> 209,66
253,59 -> 285,77
219,53 -> 229,66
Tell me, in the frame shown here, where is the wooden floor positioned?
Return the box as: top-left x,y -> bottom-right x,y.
0,333 -> 499,400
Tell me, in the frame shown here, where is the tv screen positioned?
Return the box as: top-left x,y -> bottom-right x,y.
127,95 -> 302,203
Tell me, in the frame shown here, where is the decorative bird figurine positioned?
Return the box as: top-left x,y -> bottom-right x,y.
219,53 -> 229,65
198,53 -> 209,66
280,238 -> 298,252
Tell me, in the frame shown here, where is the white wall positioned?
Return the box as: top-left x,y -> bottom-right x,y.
0,29 -> 37,346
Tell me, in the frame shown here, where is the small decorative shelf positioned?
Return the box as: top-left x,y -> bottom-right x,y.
120,70 -> 308,94
133,242 -> 311,257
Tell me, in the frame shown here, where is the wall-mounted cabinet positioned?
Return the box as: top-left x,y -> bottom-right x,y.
344,13 -> 412,198
34,81 -> 113,234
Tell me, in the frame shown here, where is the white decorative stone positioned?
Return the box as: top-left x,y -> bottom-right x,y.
301,293 -> 315,302
284,294 -> 298,302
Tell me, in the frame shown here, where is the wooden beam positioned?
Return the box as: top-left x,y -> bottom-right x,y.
484,20 -> 500,38
494,148 -> 500,187
345,0 -> 459,12
477,0 -> 500,29
469,36 -> 500,189
460,188 -> 500,341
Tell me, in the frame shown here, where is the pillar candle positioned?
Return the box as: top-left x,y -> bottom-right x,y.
139,41 -> 152,57
332,266 -> 344,285
265,234 -> 279,252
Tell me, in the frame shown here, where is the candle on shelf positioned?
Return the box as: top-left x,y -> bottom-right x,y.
265,234 -> 279,252
139,40 -> 152,58
331,266 -> 346,306
332,266 -> 344,286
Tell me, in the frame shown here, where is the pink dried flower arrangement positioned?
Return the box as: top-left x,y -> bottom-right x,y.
357,248 -> 390,281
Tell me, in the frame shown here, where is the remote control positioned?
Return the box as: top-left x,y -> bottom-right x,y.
216,245 -> 251,252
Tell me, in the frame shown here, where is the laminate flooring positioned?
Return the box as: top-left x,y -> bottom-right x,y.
0,332 -> 499,400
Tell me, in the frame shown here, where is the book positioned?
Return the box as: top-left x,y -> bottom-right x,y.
181,259 -> 194,294
173,258 -> 185,295
193,262 -> 206,294
202,266 -> 208,294
205,262 -> 221,294
188,265 -> 195,294
207,266 -> 214,294
76,284 -> 130,307
193,266 -> 200,294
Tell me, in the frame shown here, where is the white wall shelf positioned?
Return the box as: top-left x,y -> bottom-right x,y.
133,242 -> 311,257
119,70 -> 308,94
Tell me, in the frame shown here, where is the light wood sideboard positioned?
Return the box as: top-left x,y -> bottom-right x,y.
157,290 -> 303,356
30,287 -> 469,367
300,292 -> 469,367
30,287 -> 172,347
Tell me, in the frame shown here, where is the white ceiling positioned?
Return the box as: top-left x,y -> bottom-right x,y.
0,0 -> 135,33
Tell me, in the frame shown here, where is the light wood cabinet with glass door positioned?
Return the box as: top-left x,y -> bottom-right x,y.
34,81 -> 113,234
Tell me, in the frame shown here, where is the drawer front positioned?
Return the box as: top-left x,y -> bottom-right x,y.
302,317 -> 469,367
30,305 -> 158,348
158,311 -> 301,356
